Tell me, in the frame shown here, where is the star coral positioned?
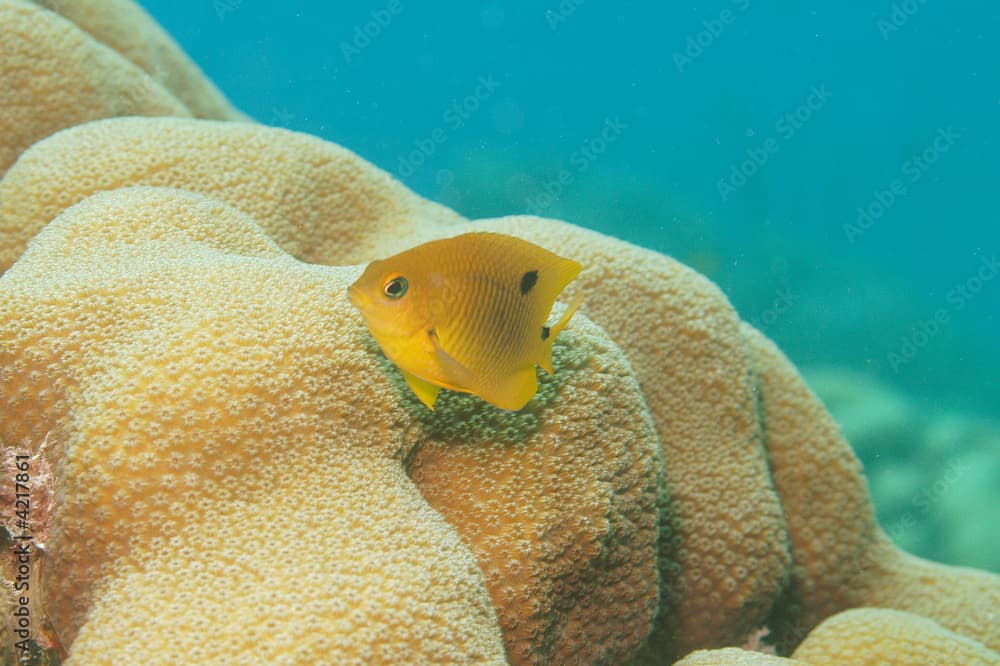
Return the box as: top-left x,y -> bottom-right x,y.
742,324 -> 999,654
0,116 -> 464,275
0,0 -> 242,179
677,608 -> 1000,666
1,186 -> 512,664
1,2 -> 999,664
791,608 -> 1000,665
30,0 -> 249,121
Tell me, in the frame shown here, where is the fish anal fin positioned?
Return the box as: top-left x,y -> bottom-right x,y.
401,370 -> 441,410
528,254 -> 582,368
538,291 -> 584,374
477,366 -> 538,411
547,291 -> 583,340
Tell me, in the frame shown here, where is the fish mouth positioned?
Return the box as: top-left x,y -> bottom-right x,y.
347,284 -> 367,310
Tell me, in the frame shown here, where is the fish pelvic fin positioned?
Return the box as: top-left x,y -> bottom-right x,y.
539,291 -> 583,374
401,369 -> 441,410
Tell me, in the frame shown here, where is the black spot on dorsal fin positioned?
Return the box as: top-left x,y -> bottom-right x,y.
520,270 -> 538,295
541,326 -> 550,341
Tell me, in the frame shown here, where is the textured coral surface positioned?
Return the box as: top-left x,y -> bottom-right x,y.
791,608 -> 1000,665
1,187 -> 510,664
1,2 -> 998,664
31,0 -> 249,121
0,0 -> 241,180
677,607 -> 1000,666
0,0 -> 182,177
0,116 -> 464,276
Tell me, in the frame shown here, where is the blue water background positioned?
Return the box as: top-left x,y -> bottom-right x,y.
140,2 -> 999,567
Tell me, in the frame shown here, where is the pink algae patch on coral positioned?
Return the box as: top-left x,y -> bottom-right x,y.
0,431 -> 66,661
741,626 -> 778,655
1,432 -> 57,545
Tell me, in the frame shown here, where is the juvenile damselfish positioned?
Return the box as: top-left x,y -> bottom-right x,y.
348,232 -> 584,410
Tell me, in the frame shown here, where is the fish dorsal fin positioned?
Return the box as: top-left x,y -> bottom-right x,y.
538,291 -> 583,374
505,240 -> 581,376
401,369 -> 441,410
476,365 -> 538,411
521,254 -> 583,326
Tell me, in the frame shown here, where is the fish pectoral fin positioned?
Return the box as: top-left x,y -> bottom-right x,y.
477,366 -> 538,411
429,330 -> 535,410
401,370 -> 441,410
428,328 -> 478,388
539,291 -> 584,374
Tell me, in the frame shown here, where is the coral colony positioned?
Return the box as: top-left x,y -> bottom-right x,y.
0,1 -> 998,664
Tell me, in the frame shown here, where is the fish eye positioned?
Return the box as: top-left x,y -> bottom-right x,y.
383,276 -> 408,299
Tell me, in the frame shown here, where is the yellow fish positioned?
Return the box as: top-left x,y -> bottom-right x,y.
348,232 -> 583,411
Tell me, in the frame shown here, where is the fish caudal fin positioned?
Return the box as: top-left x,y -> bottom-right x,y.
539,291 -> 583,374
477,366 -> 538,411
402,370 -> 441,410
